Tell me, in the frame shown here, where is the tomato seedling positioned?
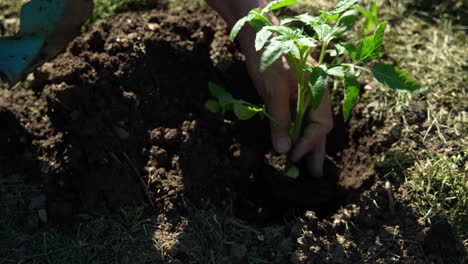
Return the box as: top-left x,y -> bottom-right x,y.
208,0 -> 425,176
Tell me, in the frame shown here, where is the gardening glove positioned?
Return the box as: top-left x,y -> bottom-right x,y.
0,0 -> 93,84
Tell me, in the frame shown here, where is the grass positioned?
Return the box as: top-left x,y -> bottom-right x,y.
88,0 -> 159,25
352,0 -> 467,256
405,150 -> 467,235
0,174 -> 161,263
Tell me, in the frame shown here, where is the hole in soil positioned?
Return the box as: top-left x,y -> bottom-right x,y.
230,114 -> 375,225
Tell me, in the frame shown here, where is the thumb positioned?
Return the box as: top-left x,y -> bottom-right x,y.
263,86 -> 292,154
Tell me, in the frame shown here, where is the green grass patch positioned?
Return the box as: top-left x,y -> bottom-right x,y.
405,150 -> 467,245
0,174 -> 160,263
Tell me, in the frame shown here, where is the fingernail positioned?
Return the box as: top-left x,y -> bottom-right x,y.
274,136 -> 291,154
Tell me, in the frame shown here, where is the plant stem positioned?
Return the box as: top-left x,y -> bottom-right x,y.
318,40 -> 328,65
290,65 -> 307,142
341,63 -> 371,72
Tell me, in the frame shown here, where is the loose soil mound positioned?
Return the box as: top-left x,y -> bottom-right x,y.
26,9 -> 381,220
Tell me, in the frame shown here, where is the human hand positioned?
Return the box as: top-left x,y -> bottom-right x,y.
240,37 -> 333,177
206,0 -> 333,177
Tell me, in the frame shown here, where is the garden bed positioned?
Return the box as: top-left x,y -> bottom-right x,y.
0,5 -> 464,264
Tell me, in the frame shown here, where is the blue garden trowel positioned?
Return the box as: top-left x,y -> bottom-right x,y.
0,0 -> 93,85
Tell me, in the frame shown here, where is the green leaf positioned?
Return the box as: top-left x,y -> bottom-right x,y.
262,0 -> 298,13
343,72 -> 360,121
331,10 -> 359,39
313,24 -> 332,41
280,13 -> 320,26
321,12 -> 340,22
327,66 -> 345,77
248,12 -> 270,31
331,0 -> 359,14
354,21 -> 386,61
288,42 -> 301,60
260,39 -> 291,71
308,66 -> 329,109
262,25 -> 296,36
205,100 -> 221,113
329,42 -> 356,57
320,0 -> 358,21
286,165 -> 300,178
234,103 -> 258,120
230,13 -> 255,41
208,82 -> 236,106
255,26 -> 274,51
371,63 -> 426,93
296,37 -> 317,48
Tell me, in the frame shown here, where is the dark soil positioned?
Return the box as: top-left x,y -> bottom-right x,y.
0,7 -> 463,264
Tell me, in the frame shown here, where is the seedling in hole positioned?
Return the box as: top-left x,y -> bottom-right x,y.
208,0 -> 425,177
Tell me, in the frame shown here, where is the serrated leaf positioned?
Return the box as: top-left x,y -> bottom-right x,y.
296,37 -> 317,48
327,66 -> 345,77
248,16 -> 269,31
289,42 -> 301,60
262,0 -> 297,13
208,82 -> 236,106
320,0 -> 358,21
230,13 -> 255,41
234,103 -> 257,120
354,21 -> 386,61
205,100 -> 221,113
332,10 -> 358,38
320,12 -> 339,22
313,24 -> 332,41
330,42 -> 356,57
281,13 -> 320,26
308,66 -> 329,109
260,39 -> 291,71
371,63 -> 426,93
343,72 -> 360,121
263,25 -> 296,36
255,26 -> 274,51
331,0 -> 359,14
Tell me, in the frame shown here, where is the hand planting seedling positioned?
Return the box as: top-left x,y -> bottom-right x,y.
208,0 -> 425,178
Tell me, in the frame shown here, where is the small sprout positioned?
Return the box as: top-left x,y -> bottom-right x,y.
285,165 -> 300,179
233,103 -> 258,120
207,82 -> 266,121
